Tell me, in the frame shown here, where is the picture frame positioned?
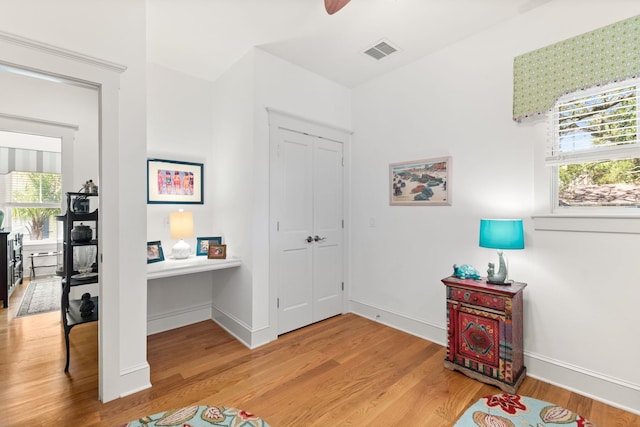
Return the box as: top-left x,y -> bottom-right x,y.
207,244 -> 227,259
146,241 -> 165,263
390,156 -> 451,206
147,158 -> 204,204
196,236 -> 223,256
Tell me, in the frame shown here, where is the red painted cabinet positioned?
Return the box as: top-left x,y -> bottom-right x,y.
442,276 -> 526,393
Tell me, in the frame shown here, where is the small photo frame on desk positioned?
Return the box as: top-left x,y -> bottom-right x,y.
207,244 -> 226,259
196,236 -> 223,256
147,241 -> 165,263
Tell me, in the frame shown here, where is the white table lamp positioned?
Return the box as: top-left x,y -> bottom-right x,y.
170,210 -> 194,259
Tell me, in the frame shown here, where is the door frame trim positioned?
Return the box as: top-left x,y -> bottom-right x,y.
0,29 -> 145,403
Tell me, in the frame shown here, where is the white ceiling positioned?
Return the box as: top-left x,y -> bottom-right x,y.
147,0 -> 549,88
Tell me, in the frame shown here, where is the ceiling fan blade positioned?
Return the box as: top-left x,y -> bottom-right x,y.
325,0 -> 351,15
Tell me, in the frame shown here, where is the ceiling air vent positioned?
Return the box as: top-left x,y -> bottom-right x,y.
363,40 -> 398,61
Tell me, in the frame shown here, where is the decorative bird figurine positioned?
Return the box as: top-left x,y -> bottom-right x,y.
79,293 -> 95,317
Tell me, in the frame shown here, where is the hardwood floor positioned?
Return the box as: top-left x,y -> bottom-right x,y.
1,280 -> 639,426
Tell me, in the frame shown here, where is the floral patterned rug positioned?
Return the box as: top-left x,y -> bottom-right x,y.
454,393 -> 598,427
123,405 -> 270,427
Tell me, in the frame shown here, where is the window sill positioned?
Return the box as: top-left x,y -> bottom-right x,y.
23,239 -> 57,247
532,214 -> 640,234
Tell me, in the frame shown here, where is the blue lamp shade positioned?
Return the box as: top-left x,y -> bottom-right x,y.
479,219 -> 524,250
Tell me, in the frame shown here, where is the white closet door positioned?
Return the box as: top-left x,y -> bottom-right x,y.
312,138 -> 343,322
271,126 -> 344,335
275,128 -> 314,334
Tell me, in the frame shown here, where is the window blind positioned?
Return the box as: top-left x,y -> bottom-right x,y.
8,171 -> 61,204
546,81 -> 639,165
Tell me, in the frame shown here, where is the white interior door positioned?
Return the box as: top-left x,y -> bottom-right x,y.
271,124 -> 344,335
275,128 -> 314,333
312,138 -> 343,322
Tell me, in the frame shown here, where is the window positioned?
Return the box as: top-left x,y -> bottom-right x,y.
548,80 -> 640,212
5,171 -> 61,241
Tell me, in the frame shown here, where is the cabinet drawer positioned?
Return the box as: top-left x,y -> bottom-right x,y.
449,287 -> 506,311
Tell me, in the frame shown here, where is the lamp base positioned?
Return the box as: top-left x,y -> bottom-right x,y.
486,279 -> 512,286
172,239 -> 191,259
486,250 -> 509,285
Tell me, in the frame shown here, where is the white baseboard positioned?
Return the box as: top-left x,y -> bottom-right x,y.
211,304 -> 276,349
525,352 -> 640,415
119,362 -> 151,398
348,299 -> 640,415
147,303 -> 212,336
348,300 -> 447,345
147,301 -> 275,349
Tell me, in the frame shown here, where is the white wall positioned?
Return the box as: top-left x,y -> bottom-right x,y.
0,0 -> 149,401
146,63 -> 220,334
210,50 -> 257,344
209,48 -> 351,346
254,49 -> 351,342
350,1 -> 640,413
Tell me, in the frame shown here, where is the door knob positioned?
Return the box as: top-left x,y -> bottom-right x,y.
306,236 -> 314,243
314,235 -> 327,242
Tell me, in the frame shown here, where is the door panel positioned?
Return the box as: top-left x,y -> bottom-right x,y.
313,243 -> 342,321
280,247 -> 313,329
312,138 -> 343,323
273,126 -> 344,335
276,129 -> 314,334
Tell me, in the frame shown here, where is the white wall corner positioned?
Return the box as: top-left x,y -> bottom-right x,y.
211,304 -> 275,349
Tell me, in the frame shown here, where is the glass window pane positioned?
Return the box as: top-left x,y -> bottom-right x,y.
557,159 -> 640,207
11,207 -> 61,241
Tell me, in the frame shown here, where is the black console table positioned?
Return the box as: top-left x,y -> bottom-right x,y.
1,231 -> 23,308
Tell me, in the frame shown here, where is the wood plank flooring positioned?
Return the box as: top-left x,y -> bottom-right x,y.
1,280 -> 639,426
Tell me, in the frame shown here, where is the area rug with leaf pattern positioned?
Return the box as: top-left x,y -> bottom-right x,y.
454,393 -> 598,427
122,405 -> 271,427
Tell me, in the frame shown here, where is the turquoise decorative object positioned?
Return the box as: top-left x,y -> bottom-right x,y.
453,264 -> 481,280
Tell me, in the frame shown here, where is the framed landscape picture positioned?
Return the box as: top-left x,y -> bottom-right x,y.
147,158 -> 203,204
196,236 -> 223,256
390,156 -> 451,206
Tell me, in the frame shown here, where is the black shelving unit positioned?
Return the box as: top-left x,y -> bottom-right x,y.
1,231 -> 23,308
58,192 -> 99,372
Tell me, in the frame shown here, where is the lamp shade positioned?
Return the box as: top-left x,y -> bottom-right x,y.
479,219 -> 524,250
170,211 -> 194,240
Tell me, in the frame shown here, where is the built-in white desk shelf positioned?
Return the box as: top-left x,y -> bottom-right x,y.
147,255 -> 241,280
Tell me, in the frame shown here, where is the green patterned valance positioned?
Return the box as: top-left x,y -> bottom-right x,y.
513,15 -> 640,122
